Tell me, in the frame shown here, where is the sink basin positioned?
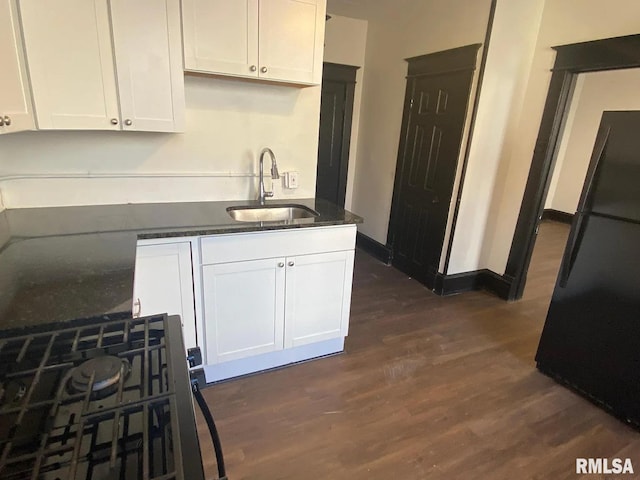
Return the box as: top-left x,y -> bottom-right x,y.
227,204 -> 320,222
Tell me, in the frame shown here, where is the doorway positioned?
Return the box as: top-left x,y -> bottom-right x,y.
387,45 -> 480,288
505,34 -> 640,300
316,63 -> 358,207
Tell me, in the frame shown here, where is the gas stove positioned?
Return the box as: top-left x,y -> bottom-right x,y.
0,313 -> 205,480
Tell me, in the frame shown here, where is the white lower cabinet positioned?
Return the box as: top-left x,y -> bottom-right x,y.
284,250 -> 354,348
131,225 -> 357,381
199,225 -> 356,380
133,240 -> 197,350
202,258 -> 285,363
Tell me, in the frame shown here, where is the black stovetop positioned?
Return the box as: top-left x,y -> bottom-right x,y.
0,313 -> 204,480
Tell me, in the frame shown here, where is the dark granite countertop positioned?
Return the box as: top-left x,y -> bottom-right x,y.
0,198 -> 362,330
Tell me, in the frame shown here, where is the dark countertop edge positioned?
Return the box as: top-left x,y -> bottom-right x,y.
1,198 -> 363,244
137,217 -> 362,240
137,198 -> 363,240
0,311 -> 134,339
0,215 -> 362,250
0,198 -> 363,331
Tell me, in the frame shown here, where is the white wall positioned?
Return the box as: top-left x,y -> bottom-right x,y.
323,14 -> 368,211
545,68 -> 640,213
446,0 -> 545,274
0,76 -> 321,208
544,74 -> 584,211
474,0 -> 640,275
328,0 -> 492,243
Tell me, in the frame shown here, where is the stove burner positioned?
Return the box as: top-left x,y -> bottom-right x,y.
69,355 -> 130,396
0,379 -> 27,406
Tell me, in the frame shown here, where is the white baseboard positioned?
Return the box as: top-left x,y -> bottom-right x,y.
203,337 -> 345,383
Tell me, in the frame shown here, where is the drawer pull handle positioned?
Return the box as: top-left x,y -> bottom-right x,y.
288,261 -> 294,267
133,298 -> 142,318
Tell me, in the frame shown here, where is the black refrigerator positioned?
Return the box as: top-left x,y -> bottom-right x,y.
536,110 -> 640,428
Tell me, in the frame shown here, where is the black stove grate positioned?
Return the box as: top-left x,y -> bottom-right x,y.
0,314 -> 185,480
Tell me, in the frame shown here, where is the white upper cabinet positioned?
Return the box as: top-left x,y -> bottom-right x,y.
258,0 -> 325,84
183,0 -> 259,78
182,0 -> 326,85
110,0 -> 185,132
19,0 -> 120,130
0,0 -> 34,134
19,0 -> 185,132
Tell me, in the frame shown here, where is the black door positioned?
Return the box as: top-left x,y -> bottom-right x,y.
316,63 -> 358,207
388,45 -> 479,286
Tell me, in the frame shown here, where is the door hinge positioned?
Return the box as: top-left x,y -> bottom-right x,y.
410,98 -> 414,109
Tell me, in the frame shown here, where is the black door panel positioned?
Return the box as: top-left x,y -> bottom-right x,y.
389,49 -> 477,285
316,63 -> 358,207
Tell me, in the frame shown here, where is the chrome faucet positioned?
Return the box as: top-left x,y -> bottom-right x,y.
258,147 -> 280,205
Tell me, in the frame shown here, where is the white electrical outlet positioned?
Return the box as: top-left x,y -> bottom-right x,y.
285,171 -> 299,189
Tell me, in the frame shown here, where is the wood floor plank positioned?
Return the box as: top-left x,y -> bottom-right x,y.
196,221 -> 640,479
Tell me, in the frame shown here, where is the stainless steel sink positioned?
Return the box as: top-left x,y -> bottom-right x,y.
227,204 -> 320,222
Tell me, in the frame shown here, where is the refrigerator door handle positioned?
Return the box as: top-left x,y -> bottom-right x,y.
577,124 -> 611,212
559,122 -> 611,288
559,212 -> 586,288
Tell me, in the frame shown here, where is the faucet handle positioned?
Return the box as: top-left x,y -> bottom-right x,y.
271,163 -> 280,180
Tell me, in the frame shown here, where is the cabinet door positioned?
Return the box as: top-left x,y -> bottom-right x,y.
19,0 -> 120,130
182,0 -> 259,78
110,0 -> 185,132
284,250 -> 354,348
258,0 -> 325,84
133,242 -> 197,350
203,258 -> 285,364
0,0 -> 34,134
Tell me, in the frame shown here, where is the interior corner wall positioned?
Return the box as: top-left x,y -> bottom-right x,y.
545,68 -> 640,214
347,0 -> 492,244
0,76 -> 321,208
473,0 -> 640,276
446,0 -> 545,275
323,13 -> 368,212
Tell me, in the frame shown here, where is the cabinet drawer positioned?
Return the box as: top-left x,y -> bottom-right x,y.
200,225 -> 356,265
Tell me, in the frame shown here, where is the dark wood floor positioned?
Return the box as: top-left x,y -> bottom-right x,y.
197,221 -> 640,479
